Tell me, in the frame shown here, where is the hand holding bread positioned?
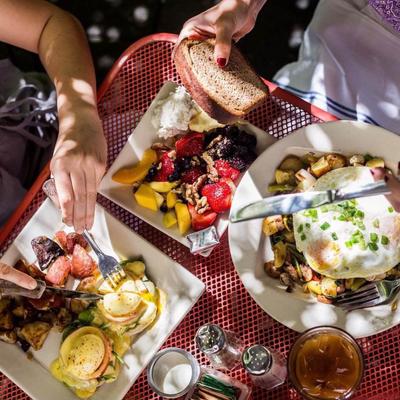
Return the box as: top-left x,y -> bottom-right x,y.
176,0 -> 267,67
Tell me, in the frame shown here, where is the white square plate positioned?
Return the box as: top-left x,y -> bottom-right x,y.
0,199 -> 205,400
99,81 -> 276,251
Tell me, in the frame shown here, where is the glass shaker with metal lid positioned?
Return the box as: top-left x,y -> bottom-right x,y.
242,344 -> 287,390
195,323 -> 244,371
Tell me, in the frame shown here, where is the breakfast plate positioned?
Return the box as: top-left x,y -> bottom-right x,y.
229,120 -> 400,338
0,199 -> 205,400
99,81 -> 276,254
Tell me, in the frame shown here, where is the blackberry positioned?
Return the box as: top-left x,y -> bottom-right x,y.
227,156 -> 248,171
224,125 -> 240,139
168,171 -> 180,182
212,137 -> 236,159
145,164 -> 158,181
204,129 -> 221,147
235,131 -> 257,148
160,204 -> 168,213
175,157 -> 192,172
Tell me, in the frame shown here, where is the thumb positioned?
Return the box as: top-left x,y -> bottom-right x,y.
370,168 -> 400,212
0,262 -> 37,290
215,18 -> 235,67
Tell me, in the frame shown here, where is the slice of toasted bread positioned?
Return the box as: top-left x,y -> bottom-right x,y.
174,38 -> 269,124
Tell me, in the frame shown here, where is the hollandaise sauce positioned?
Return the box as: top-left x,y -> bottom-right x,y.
288,327 -> 363,400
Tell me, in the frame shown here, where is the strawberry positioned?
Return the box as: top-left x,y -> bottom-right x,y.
181,167 -> 204,184
45,256 -> 71,286
201,181 -> 232,213
214,159 -> 240,181
154,152 -> 175,182
71,244 -> 97,278
175,132 -> 204,158
188,204 -> 217,231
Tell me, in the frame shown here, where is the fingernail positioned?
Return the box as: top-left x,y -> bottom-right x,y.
28,280 -> 37,290
217,58 -> 227,67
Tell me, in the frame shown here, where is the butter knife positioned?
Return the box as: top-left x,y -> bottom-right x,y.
0,279 -> 102,301
230,180 -> 390,223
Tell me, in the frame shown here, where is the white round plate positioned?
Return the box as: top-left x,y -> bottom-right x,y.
229,120 -> 400,338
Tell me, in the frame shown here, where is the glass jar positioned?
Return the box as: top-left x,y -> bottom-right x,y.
242,344 -> 287,390
288,326 -> 364,400
195,323 -> 244,371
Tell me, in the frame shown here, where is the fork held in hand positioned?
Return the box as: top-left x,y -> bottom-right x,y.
335,279 -> 400,311
83,230 -> 125,288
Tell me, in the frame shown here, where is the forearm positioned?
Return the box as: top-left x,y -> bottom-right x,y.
38,10 -> 99,140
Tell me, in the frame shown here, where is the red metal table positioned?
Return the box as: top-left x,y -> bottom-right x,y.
1,34 -> 399,400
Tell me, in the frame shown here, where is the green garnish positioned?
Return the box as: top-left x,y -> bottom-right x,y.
321,205 -> 329,213
297,224 -> 304,233
356,210 -> 365,219
112,351 -> 126,365
381,235 -> 390,245
356,221 -> 366,230
320,222 -> 330,231
345,241 -> 353,248
300,233 -> 307,241
373,219 -> 380,228
331,232 -> 338,241
305,223 -> 311,229
388,206 -> 394,213
368,242 -> 379,251
338,215 -> 347,221
370,233 -> 378,242
304,209 -> 318,220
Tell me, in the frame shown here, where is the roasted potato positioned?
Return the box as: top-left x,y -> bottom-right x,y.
307,280 -> 322,295
264,262 -> 281,278
273,241 -> 287,268
326,154 -> 347,170
12,305 -> 28,319
275,169 -> 296,185
262,215 -> 284,236
311,156 -> 331,177
0,330 -> 17,344
366,158 -> 385,168
302,152 -> 319,166
0,312 -> 13,330
0,298 -> 11,315
54,308 -> 72,332
349,154 -> 365,166
320,277 -> 338,298
17,321 -> 52,351
76,275 -> 98,293
279,156 -> 303,172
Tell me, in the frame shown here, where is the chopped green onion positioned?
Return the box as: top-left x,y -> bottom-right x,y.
373,219 -> 380,228
320,222 -> 330,231
370,233 -> 378,242
356,222 -> 366,230
345,241 -> 353,248
300,233 -> 307,241
381,235 -> 390,245
305,223 -> 311,229
338,215 -> 346,221
297,224 -> 304,233
388,206 -> 394,213
356,210 -> 365,219
331,232 -> 338,241
321,205 -> 329,213
368,242 -> 379,252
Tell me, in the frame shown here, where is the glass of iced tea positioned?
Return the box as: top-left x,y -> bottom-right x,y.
288,327 -> 364,400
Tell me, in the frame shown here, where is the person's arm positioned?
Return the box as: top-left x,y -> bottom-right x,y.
177,0 -> 267,66
0,0 -> 107,233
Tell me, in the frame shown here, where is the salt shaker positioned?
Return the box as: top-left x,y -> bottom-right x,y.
195,324 -> 244,371
242,344 -> 287,390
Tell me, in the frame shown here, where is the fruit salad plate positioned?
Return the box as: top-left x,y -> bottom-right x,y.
229,120 -> 400,338
0,199 -> 205,400
99,81 -> 276,253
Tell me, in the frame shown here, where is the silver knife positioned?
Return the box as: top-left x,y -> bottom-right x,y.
0,279 -> 102,301
230,180 -> 391,223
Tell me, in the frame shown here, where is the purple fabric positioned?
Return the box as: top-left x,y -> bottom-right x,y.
369,0 -> 400,32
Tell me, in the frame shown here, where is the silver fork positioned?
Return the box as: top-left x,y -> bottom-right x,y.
335,279 -> 400,311
83,230 -> 126,288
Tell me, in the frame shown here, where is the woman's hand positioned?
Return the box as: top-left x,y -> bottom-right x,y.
371,168 -> 400,211
177,0 -> 266,66
51,106 -> 107,233
0,262 -> 37,289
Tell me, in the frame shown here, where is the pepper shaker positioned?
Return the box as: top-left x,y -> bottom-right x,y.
242,344 -> 287,390
195,324 -> 244,371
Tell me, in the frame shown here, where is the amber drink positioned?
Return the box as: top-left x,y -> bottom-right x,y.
288,327 -> 363,400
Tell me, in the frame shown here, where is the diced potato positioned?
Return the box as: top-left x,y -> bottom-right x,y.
0,330 -> 17,344
0,299 -> 10,315
307,280 -> 322,295
349,154 -> 365,166
0,312 -> 13,330
267,184 -> 295,193
302,153 -> 319,166
134,184 -> 158,211
163,211 -> 178,228
311,157 -> 331,177
17,321 -> 52,351
320,277 -> 338,298
262,216 -> 284,236
149,181 -> 179,193
166,191 -> 178,209
124,261 -> 146,278
175,203 -> 191,235
326,154 -> 347,170
366,158 -> 385,168
279,156 -> 303,172
273,241 -> 287,268
275,169 -> 295,185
